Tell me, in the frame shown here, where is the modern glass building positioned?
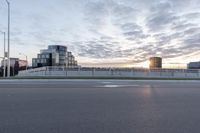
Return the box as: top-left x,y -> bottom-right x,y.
32,45 -> 78,68
48,45 -> 67,66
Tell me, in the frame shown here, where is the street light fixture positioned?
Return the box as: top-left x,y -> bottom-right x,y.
19,53 -> 28,70
0,31 -> 6,78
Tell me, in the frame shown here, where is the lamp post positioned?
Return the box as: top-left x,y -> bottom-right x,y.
0,31 -> 6,78
19,53 -> 28,70
3,0 -> 10,77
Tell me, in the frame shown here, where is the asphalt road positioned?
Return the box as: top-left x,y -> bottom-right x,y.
0,80 -> 200,133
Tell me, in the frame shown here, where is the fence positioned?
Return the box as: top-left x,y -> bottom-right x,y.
17,66 -> 200,78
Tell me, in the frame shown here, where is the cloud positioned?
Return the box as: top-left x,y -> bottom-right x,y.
171,23 -> 197,31
71,39 -> 122,58
120,23 -> 148,40
146,1 -> 179,32
183,33 -> 200,47
84,1 -> 109,29
78,0 -> 200,66
1,0 -> 200,67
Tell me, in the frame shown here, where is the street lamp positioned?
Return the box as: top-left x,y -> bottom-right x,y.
0,31 -> 6,78
2,0 -> 11,77
19,53 -> 28,70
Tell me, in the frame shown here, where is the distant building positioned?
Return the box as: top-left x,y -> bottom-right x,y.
1,58 -> 28,76
187,61 -> 200,69
149,57 -> 162,69
1,58 -> 27,69
67,52 -> 78,66
32,45 -> 78,68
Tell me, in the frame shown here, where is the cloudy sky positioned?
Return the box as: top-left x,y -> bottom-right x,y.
0,0 -> 200,68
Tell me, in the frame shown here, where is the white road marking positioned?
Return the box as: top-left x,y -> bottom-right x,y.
97,84 -> 140,88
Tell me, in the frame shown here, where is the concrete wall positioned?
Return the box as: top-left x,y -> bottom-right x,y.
17,67 -> 200,78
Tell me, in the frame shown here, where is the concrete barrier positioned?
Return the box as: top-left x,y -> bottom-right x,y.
17,67 -> 200,79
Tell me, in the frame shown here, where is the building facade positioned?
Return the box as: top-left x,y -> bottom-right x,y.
149,57 -> 162,69
1,58 -> 28,68
32,45 -> 78,68
67,52 -> 78,66
188,61 -> 200,69
1,58 -> 28,76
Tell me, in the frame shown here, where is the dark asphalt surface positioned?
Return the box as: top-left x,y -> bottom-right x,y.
0,80 -> 200,133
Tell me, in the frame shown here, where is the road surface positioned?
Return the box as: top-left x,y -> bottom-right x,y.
0,80 -> 200,133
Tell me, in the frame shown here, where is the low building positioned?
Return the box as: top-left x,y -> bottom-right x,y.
1,58 -> 28,68
1,58 -> 28,76
32,45 -> 78,68
149,57 -> 162,69
188,61 -> 200,69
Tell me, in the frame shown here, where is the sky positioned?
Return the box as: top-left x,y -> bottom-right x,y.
0,0 -> 200,68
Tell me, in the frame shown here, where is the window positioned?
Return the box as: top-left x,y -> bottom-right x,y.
36,59 -> 40,63
46,54 -> 49,58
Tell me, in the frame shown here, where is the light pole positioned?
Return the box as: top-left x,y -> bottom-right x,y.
4,0 -> 10,77
0,31 -> 6,78
19,53 -> 28,70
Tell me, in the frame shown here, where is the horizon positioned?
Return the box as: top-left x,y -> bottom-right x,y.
0,0 -> 200,68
